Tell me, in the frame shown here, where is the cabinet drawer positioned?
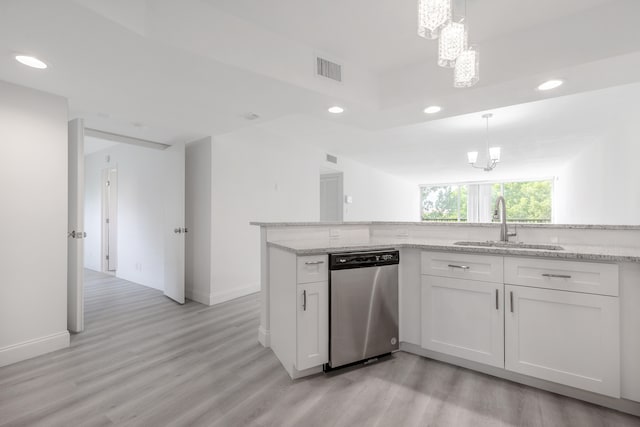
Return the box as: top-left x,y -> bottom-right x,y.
421,251 -> 503,283
296,255 -> 328,284
504,257 -> 618,296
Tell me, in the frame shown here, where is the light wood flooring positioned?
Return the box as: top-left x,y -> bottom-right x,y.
1,270 -> 639,427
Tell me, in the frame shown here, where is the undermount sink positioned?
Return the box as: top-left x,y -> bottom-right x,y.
454,241 -> 565,251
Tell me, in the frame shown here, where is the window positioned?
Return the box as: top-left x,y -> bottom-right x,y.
420,185 -> 468,222
421,179 -> 553,223
492,181 -> 552,223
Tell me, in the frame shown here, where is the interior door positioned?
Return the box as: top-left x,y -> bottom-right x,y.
319,172 -> 343,221
106,168 -> 118,271
67,119 -> 84,332
163,142 -> 186,304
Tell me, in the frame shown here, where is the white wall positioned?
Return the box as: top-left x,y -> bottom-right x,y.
0,80 -> 70,367
209,126 -> 419,305
555,109 -> 640,225
185,137 -> 212,305
84,143 -> 166,289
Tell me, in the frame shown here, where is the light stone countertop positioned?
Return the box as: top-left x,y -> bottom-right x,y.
251,221 -> 640,230
267,238 -> 640,263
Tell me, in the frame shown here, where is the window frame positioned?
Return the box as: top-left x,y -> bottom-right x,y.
419,177 -> 555,224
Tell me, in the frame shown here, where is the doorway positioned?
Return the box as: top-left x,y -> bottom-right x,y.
101,167 -> 118,273
68,126 -> 188,333
320,172 -> 344,222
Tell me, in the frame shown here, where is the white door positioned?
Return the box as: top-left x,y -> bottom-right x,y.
296,281 -> 328,370
163,142 -> 186,304
320,173 -> 343,221
101,167 -> 118,272
505,285 -> 620,397
68,119 -> 85,332
421,276 -> 504,367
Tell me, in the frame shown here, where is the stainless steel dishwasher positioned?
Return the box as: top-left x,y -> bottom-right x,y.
327,249 -> 399,369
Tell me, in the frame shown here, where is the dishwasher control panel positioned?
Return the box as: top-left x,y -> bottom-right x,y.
329,250 -> 399,270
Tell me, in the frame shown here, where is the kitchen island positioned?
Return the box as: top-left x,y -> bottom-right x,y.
253,221 -> 640,416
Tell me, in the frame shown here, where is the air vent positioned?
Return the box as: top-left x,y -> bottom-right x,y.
317,57 -> 342,82
326,153 -> 338,164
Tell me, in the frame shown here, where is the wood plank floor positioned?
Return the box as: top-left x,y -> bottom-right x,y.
1,270 -> 639,427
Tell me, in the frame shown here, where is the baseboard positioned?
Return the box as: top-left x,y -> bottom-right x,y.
186,288 -> 210,305
400,342 -> 640,417
0,331 -> 70,368
258,326 -> 270,347
209,283 -> 260,306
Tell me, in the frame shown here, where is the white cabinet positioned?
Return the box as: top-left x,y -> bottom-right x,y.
421,276 -> 504,367
419,251 -> 622,399
269,248 -> 328,378
296,281 -> 328,370
505,284 -> 620,398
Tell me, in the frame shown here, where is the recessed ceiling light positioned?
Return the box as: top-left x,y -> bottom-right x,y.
537,79 -> 563,91
328,106 -> 344,114
15,55 -> 47,69
243,112 -> 260,121
423,106 -> 442,114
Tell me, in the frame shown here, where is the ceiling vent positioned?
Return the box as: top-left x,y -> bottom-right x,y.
317,57 -> 342,82
326,153 -> 338,164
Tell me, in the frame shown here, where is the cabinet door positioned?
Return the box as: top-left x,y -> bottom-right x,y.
421,276 -> 504,368
505,285 -> 620,397
296,281 -> 328,370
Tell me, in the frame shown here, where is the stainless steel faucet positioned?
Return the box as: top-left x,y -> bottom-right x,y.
494,196 -> 515,242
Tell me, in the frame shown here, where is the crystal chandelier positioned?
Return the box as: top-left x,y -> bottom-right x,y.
417,0 -> 480,87
467,113 -> 501,172
454,45 -> 479,87
417,0 -> 451,39
438,19 -> 467,68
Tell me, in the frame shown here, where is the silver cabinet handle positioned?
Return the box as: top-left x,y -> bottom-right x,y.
495,289 -> 499,310
510,291 -> 514,313
304,260 -> 325,265
542,273 -> 572,279
303,290 -> 307,311
448,264 -> 470,270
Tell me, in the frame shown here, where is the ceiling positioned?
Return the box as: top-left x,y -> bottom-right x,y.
256,82 -> 640,183
0,0 -> 639,182
206,0 -> 612,73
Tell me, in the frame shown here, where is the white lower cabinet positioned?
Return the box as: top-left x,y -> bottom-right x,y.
296,281 -> 328,370
504,284 -> 620,398
421,276 -> 505,368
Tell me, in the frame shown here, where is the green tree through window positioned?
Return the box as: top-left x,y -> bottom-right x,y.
492,181 -> 552,223
421,185 -> 468,221
422,180 -> 552,223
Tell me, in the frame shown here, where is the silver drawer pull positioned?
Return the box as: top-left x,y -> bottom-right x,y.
542,273 -> 572,279
448,264 -> 470,270
304,260 -> 325,265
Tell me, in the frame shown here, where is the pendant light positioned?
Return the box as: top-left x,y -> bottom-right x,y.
417,0 -> 451,39
468,113 -> 500,172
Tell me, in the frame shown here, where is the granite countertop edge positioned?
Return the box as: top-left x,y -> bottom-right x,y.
251,221 -> 640,231
266,241 -> 640,263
